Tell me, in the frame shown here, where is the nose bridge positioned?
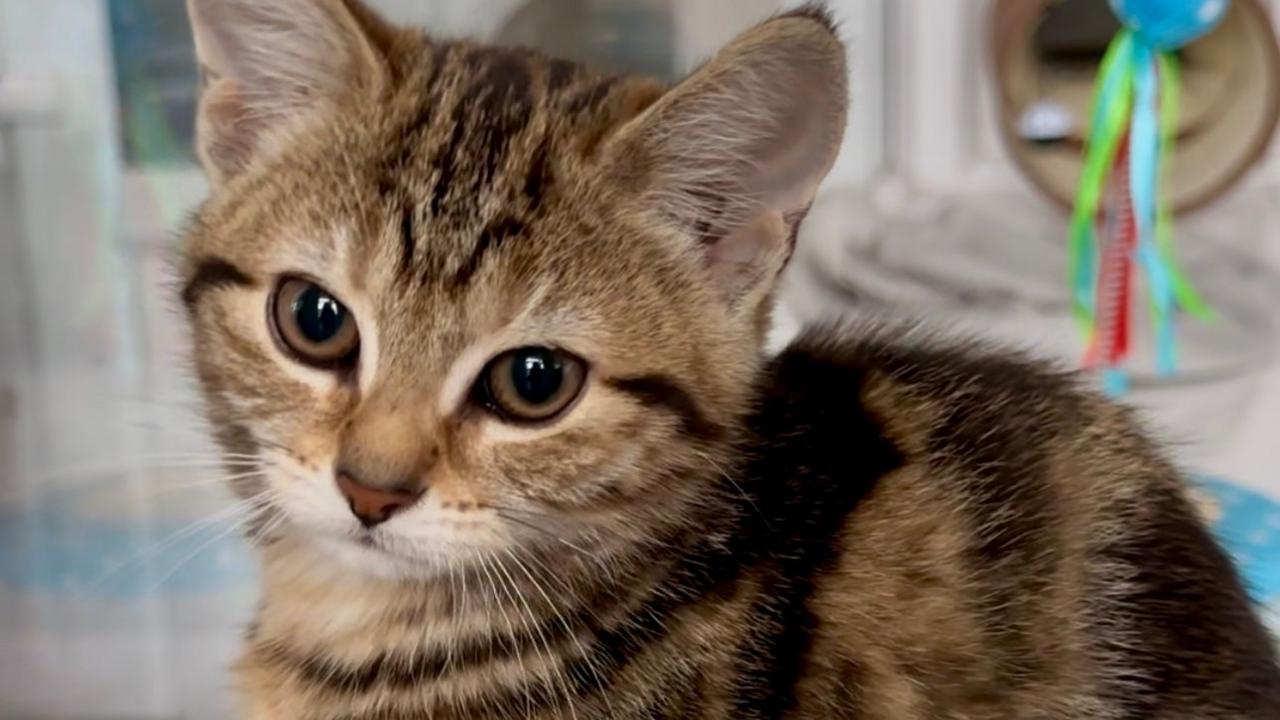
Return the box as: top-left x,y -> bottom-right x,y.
339,388 -> 437,492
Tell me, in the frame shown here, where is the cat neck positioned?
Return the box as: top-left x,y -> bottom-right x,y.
248,531 -> 663,667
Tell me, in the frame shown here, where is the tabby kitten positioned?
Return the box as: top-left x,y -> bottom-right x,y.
179,0 -> 1280,717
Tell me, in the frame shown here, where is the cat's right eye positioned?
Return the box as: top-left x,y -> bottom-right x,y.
270,278 -> 360,369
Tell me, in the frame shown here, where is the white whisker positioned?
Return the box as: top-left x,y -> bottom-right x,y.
507,546 -> 611,716
87,492 -> 271,592
142,505 -> 265,595
493,550 -> 579,720
477,553 -> 532,716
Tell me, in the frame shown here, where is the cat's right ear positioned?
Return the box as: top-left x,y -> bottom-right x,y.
187,0 -> 390,186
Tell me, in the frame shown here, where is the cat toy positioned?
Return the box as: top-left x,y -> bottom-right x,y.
1069,0 -> 1226,394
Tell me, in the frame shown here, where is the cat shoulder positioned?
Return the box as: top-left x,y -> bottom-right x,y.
762,321 -> 1165,488
766,321 -> 1096,436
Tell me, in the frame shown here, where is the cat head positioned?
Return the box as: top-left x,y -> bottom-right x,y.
181,0 -> 847,579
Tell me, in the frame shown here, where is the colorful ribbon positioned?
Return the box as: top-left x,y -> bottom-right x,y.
1068,30 -> 1213,392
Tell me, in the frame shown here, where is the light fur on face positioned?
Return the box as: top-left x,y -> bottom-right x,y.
181,0 -> 845,582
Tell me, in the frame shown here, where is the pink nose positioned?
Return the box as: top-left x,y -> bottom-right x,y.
336,473 -> 423,527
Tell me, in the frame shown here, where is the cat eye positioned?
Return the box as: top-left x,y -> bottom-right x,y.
475,347 -> 586,423
270,278 -> 360,368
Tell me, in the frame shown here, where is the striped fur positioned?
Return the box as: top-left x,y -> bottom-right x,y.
179,2 -> 1279,717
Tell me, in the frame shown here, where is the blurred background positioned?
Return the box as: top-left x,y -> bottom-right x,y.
1,1 -> 1278,716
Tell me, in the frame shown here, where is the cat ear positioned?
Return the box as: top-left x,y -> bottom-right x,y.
607,8 -> 848,308
187,0 -> 389,185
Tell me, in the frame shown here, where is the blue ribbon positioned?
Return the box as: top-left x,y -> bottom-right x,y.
1130,40 -> 1177,373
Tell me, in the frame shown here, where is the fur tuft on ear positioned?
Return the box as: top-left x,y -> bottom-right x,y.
780,2 -> 840,35
607,8 -> 848,308
187,0 -> 389,185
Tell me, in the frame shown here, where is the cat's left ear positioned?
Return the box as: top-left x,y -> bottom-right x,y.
606,7 -> 848,312
187,0 -> 391,186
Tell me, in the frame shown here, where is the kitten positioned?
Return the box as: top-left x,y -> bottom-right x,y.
179,0 -> 1280,717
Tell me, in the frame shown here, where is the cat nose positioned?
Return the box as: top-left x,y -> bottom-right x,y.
335,472 -> 423,528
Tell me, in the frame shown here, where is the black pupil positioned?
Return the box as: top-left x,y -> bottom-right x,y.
292,285 -> 346,344
510,348 -> 563,405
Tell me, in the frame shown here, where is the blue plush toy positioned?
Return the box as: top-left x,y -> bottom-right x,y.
1109,0 -> 1230,49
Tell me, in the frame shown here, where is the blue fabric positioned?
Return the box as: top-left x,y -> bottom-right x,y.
1196,477 -> 1280,610
0,479 -> 252,599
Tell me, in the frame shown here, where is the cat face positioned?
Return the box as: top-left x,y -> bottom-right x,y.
181,0 -> 846,579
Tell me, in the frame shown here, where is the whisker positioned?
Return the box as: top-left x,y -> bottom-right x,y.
138,470 -> 270,497
492,550 -> 579,720
141,502 -> 269,594
248,505 -> 289,543
87,493 -> 266,592
477,553 -> 532,716
507,546 -> 612,715
691,448 -> 770,530
445,560 -> 459,672
491,510 -> 595,559
39,458 -> 261,482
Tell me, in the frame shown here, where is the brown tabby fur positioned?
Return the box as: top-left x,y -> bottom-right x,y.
179,1 -> 1280,717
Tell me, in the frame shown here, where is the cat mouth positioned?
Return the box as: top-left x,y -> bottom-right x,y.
340,527 -> 466,569
313,529 -> 441,575
349,530 -> 414,559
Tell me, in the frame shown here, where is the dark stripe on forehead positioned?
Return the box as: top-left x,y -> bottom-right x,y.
524,134 -> 553,213
474,48 -> 534,116
451,215 -> 526,289
428,49 -> 534,220
567,75 -> 619,114
607,374 -> 724,442
181,257 -> 254,308
472,52 -> 534,193
547,58 -> 578,93
397,205 -> 416,280
379,43 -> 453,199
428,116 -> 464,218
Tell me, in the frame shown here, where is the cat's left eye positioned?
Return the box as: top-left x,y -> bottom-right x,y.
475,347 -> 586,423
270,278 -> 360,368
